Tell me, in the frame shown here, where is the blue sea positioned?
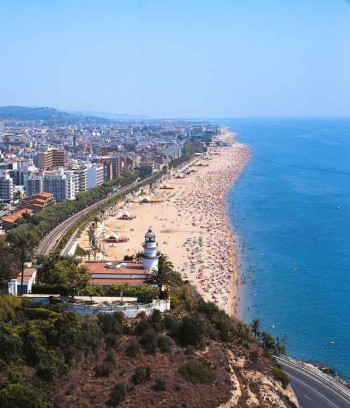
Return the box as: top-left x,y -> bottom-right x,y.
222,118 -> 350,381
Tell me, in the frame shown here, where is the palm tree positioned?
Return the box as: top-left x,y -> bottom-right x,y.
157,254 -> 174,273
7,225 -> 39,295
133,251 -> 143,261
146,267 -> 170,288
146,253 -> 182,288
251,319 -> 261,339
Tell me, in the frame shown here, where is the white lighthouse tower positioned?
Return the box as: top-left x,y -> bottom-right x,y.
142,227 -> 159,270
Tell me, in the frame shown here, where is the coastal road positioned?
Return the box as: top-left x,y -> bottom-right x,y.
277,357 -> 350,408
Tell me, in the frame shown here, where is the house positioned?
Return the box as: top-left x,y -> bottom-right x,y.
8,267 -> 37,295
1,208 -> 33,230
18,192 -> 55,213
83,261 -> 147,287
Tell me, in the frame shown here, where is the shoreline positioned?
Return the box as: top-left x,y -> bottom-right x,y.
78,129 -> 250,316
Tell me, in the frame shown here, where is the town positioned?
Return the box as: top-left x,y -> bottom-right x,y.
0,113 -> 218,228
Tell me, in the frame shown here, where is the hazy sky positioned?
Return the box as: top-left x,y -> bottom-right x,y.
1,0 -> 350,118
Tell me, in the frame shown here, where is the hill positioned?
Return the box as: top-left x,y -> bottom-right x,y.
0,277 -> 299,407
0,106 -> 112,125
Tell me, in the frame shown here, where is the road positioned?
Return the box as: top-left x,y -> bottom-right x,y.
278,357 -> 350,408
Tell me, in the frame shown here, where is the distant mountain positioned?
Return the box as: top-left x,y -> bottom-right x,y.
0,106 -> 112,125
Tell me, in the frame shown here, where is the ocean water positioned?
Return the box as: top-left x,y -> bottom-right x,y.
222,118 -> 350,380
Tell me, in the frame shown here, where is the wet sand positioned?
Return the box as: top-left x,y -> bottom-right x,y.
78,130 -> 250,315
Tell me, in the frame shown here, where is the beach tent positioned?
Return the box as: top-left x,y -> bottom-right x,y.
105,232 -> 119,243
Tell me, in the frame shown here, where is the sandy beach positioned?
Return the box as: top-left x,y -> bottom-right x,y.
78,130 -> 250,315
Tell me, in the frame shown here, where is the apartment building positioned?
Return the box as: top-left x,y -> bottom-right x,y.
0,170 -> 14,202
109,156 -> 122,178
73,168 -> 87,194
26,175 -> 44,196
41,168 -> 75,201
34,148 -> 66,170
102,160 -> 113,181
87,164 -> 104,188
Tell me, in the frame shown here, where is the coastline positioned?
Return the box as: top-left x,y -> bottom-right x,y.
78,129 -> 250,316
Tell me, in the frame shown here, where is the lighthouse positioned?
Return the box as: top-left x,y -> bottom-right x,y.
142,227 -> 159,270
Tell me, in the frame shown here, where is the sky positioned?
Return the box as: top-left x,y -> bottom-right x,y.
0,0 -> 350,118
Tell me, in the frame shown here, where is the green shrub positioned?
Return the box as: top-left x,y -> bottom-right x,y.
149,309 -> 163,332
172,316 -> 204,347
152,378 -> 166,391
158,335 -> 173,353
105,334 -> 117,348
0,326 -> 22,363
131,366 -> 152,384
108,284 -> 158,302
97,312 -> 125,337
107,383 -> 126,407
196,299 -> 231,342
249,350 -> 259,363
139,329 -> 158,355
169,294 -> 181,309
125,339 -> 141,357
77,400 -> 90,408
0,295 -> 21,321
0,383 -> 49,408
36,350 -> 68,382
179,361 -> 215,384
105,350 -> 117,365
163,314 -> 177,330
95,361 -> 114,377
134,318 -> 151,336
271,367 -> 289,389
81,320 -> 103,352
21,307 -> 58,321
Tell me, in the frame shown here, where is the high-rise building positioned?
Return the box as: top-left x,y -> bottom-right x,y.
102,160 -> 113,181
65,172 -> 76,201
26,175 -> 44,196
42,168 -> 75,201
87,164 -> 104,189
0,122 -> 4,138
72,168 -> 87,195
10,166 -> 35,187
110,156 -> 122,179
34,148 -> 66,171
0,170 -> 14,202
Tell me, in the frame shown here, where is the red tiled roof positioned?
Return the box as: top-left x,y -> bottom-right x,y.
16,268 -> 36,280
37,192 -> 54,198
2,208 -> 33,224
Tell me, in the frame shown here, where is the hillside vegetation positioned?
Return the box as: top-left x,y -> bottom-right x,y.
0,106 -> 111,125
0,267 -> 298,408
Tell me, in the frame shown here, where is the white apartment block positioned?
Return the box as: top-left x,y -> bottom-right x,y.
87,164 -> 104,189
38,168 -> 75,202
0,170 -> 14,202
